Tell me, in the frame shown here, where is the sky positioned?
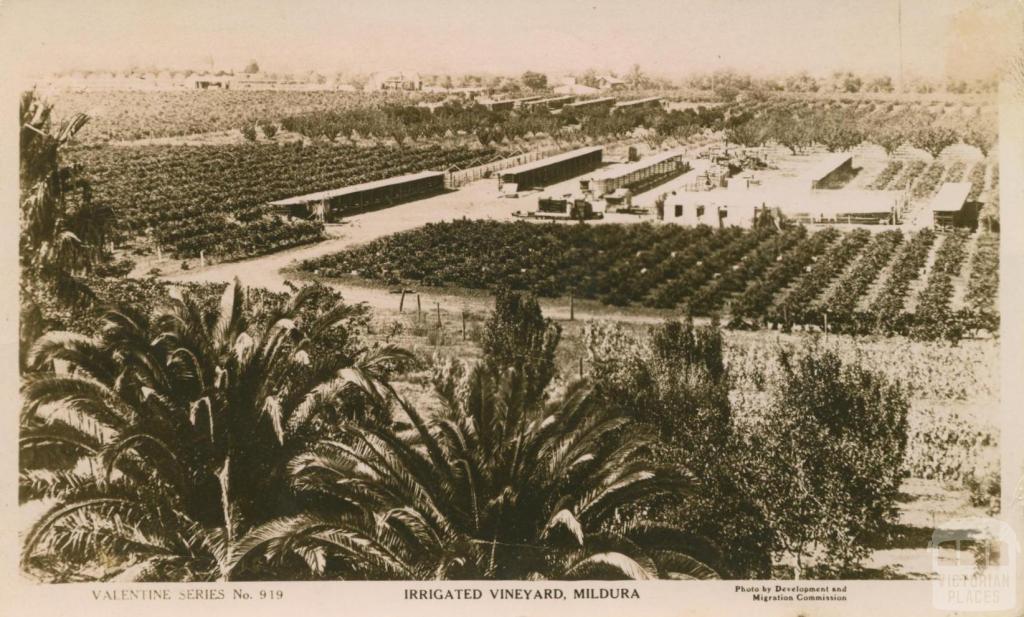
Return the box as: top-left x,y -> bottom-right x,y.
0,0 -> 1019,80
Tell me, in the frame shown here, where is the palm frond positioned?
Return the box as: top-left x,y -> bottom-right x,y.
563,552 -> 656,580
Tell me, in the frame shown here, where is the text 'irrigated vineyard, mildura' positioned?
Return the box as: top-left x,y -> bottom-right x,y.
70,143 -> 502,260
301,220 -> 999,339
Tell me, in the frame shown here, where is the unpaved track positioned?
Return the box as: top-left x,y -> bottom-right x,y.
162,176 -> 674,324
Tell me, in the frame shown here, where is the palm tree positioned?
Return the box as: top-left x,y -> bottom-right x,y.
21,90 -> 114,290
20,279 -> 409,581
20,90 -> 115,369
228,360 -> 723,580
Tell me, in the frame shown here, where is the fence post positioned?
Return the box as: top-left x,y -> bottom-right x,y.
462,309 -> 467,340
399,290 -> 406,313
570,292 -> 575,321
417,294 -> 422,322
436,302 -> 442,327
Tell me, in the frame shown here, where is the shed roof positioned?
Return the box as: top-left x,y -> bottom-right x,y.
929,182 -> 973,213
801,189 -> 899,215
522,96 -> 574,107
561,96 -> 614,108
804,153 -> 853,183
588,151 -> 684,182
269,171 -> 444,207
614,97 -> 663,108
500,146 -> 603,176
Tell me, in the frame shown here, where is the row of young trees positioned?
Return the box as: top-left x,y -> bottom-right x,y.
723,100 -> 996,156
277,100 -> 729,147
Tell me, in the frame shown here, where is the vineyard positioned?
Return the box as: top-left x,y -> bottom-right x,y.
49,90 -> 372,142
70,143 -> 503,259
301,220 -> 1000,338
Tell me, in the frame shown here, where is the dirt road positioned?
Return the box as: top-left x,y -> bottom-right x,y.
162,175 -> 676,324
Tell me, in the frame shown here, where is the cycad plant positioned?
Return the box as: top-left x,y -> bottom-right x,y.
20,279 -> 408,581
228,293 -> 722,580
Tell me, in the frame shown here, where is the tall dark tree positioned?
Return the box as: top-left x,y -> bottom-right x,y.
520,71 -> 548,91
480,289 -> 561,406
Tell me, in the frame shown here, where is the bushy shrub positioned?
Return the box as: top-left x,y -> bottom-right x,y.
583,319 -> 774,578
745,341 -> 910,576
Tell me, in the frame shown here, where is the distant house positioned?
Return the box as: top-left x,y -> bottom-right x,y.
597,76 -> 627,91
366,70 -> 422,91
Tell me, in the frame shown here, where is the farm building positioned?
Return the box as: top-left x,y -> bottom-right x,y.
563,97 -> 616,113
479,99 -> 516,112
613,97 -> 663,112
521,96 -> 575,111
189,76 -> 231,89
498,146 -> 603,191
597,76 -> 627,90
270,171 -> 445,222
787,190 -> 901,224
511,95 -> 544,107
727,177 -> 901,224
804,153 -> 856,189
365,70 -> 422,91
662,182 -> 901,227
662,192 -> 760,228
580,151 -> 687,197
930,182 -> 978,228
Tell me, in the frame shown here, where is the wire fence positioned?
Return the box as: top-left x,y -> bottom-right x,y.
444,146 -> 564,189
443,136 -> 649,189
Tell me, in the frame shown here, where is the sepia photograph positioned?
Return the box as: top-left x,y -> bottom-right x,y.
2,0 -> 1023,614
